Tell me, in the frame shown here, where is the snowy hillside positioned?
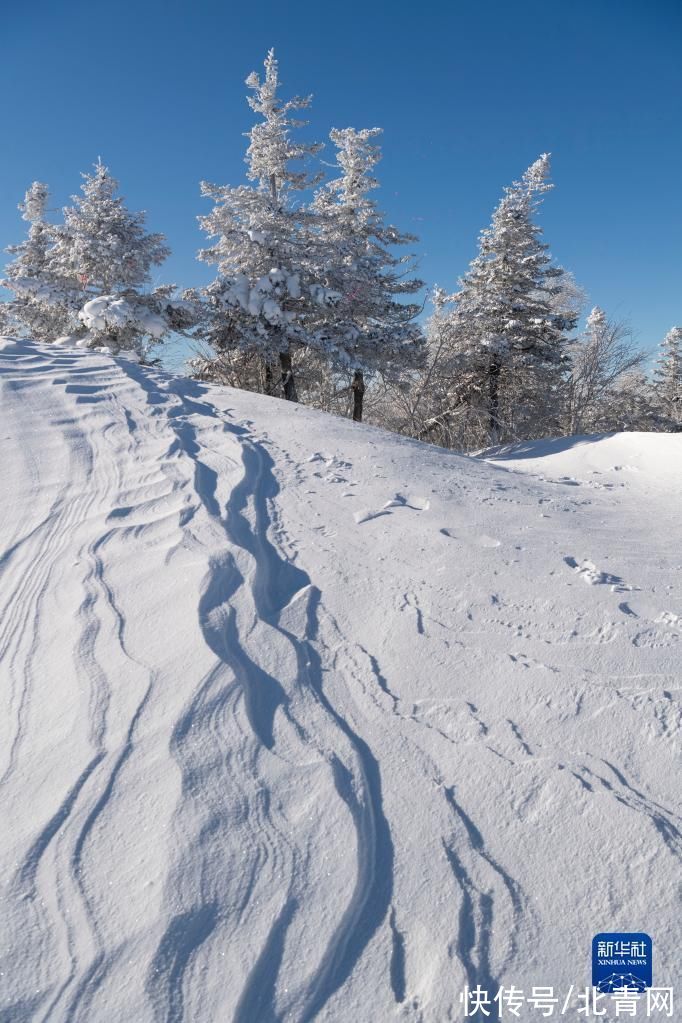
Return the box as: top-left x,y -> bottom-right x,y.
1,338 -> 680,1022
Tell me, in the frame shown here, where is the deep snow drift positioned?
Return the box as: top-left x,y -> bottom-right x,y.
0,338 -> 680,1022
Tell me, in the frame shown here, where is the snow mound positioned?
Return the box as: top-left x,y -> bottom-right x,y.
485,432 -> 682,492
1,339 -> 680,1022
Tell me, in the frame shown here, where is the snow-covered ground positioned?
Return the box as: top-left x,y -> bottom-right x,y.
1,338 -> 680,1022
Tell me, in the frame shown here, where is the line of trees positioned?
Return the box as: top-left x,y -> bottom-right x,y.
1,50 -> 680,446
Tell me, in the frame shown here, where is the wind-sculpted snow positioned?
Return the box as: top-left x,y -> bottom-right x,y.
0,338 -> 680,1022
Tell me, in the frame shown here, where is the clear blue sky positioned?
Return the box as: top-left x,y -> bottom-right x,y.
2,0 -> 680,366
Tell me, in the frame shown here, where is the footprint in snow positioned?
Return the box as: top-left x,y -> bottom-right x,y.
656,611 -> 681,628
307,451 -> 352,469
508,652 -> 558,672
632,628 -> 680,648
308,452 -> 354,485
314,472 -> 348,483
563,556 -> 629,590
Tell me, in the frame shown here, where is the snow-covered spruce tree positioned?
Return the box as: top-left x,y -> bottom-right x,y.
0,182 -> 78,340
446,154 -> 577,447
563,307 -> 644,434
311,127 -> 424,421
49,161 -> 180,356
653,326 -> 682,427
53,160 -> 169,293
196,50 -> 324,401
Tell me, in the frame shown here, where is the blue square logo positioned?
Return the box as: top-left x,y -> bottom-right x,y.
592,933 -> 652,991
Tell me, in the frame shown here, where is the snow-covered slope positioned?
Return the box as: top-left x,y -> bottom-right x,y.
1,338 -> 680,1022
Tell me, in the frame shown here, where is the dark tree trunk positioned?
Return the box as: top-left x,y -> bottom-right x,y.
351,370 -> 365,422
264,360 -> 276,396
279,351 -> 298,402
488,359 -> 501,443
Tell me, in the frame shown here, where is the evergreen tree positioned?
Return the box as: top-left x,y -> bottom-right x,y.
2,164 -> 178,355
0,182 -> 77,340
653,326 -> 682,427
52,160 -> 170,294
311,127 -> 424,421
196,50 -> 324,400
49,160 -> 180,356
446,154 -> 576,445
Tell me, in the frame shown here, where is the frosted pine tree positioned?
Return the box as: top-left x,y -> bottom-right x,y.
448,154 -> 576,445
653,326 -> 682,427
0,182 -> 78,340
311,127 -> 424,421
196,50 -> 325,400
53,160 -> 169,292
50,161 -> 177,355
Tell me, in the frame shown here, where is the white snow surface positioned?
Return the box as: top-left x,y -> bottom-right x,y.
1,338 -> 680,1022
